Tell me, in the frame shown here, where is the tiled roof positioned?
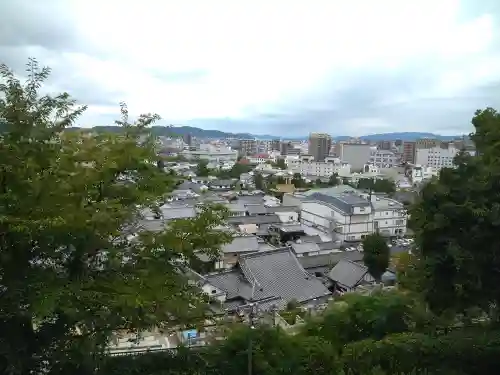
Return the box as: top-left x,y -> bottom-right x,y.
222,236 -> 260,254
246,205 -> 267,215
227,215 -> 281,225
203,248 -> 330,310
327,259 -> 368,288
291,242 -> 320,254
238,248 -> 330,304
266,205 -> 300,213
300,235 -> 322,243
305,192 -> 370,214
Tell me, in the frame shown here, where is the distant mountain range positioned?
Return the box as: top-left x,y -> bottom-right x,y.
1,122 -> 465,141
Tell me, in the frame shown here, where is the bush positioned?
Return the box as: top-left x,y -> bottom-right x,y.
341,329 -> 500,375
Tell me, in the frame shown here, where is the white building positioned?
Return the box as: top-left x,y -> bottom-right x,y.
410,165 -> 439,184
370,150 -> 399,168
301,192 -> 374,242
415,145 -> 475,170
287,158 -> 351,178
247,153 -> 277,164
180,145 -> 238,164
287,187 -> 407,242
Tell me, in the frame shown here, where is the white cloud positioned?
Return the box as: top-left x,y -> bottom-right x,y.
2,0 -> 500,135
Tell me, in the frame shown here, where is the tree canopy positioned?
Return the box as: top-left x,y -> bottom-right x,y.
358,178 -> 396,195
0,59 -> 231,374
410,108 -> 500,317
362,233 -> 390,281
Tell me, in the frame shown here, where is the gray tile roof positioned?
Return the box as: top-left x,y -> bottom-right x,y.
162,207 -> 196,220
237,195 -> 265,205
246,205 -> 267,215
237,248 -> 330,304
227,215 -> 281,225
222,236 -> 260,254
305,192 -> 370,214
327,259 -> 369,288
224,202 -> 247,213
203,248 -> 330,310
298,249 -> 363,269
210,179 -> 235,186
300,235 -> 322,243
291,242 -> 320,254
266,205 -> 300,213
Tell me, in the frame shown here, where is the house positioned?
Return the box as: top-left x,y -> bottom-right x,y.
225,202 -> 247,217
327,259 -> 375,293
209,179 -> 237,191
246,204 -> 267,216
201,248 -> 331,312
227,215 -> 281,226
216,235 -> 261,269
176,181 -> 208,194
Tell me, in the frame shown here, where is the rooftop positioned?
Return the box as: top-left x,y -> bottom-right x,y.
221,236 -> 260,254
204,248 -> 330,310
327,259 -> 369,288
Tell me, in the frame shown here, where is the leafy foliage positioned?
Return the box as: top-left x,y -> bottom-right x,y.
253,172 -> 265,190
195,159 -> 211,177
0,59 -> 230,374
358,178 -> 396,194
362,233 -> 390,281
409,108 -> 500,316
272,158 -> 287,170
328,173 -> 339,186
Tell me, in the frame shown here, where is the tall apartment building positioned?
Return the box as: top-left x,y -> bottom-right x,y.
376,140 -> 392,150
270,139 -> 281,151
308,133 -> 332,162
402,141 -> 416,164
182,133 -> 192,146
339,143 -> 372,170
238,139 -> 257,156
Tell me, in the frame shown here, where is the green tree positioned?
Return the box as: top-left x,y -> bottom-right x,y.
409,108 -> 500,317
0,59 -> 231,374
301,291 -> 418,350
253,172 -> 265,190
291,173 -> 304,188
195,159 -> 211,176
362,233 -> 390,281
358,178 -> 395,194
273,158 -> 287,170
328,173 -> 339,186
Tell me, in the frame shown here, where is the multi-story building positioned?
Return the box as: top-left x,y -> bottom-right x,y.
415,143 -> 475,170
308,133 -> 332,162
238,139 -> 257,156
339,143 -> 372,170
402,141 -> 416,164
369,150 -> 399,168
287,157 -> 351,178
415,138 -> 440,149
180,145 -> 238,164
183,133 -> 192,147
376,140 -> 392,150
296,188 -> 407,242
280,141 -> 301,155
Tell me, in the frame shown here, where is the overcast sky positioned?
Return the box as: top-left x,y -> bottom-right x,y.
1,0 -> 500,136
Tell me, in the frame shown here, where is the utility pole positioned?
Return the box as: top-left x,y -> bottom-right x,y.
237,302 -> 259,375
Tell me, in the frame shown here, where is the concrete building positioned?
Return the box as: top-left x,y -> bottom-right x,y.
370,150 -> 399,168
287,157 -> 351,178
308,133 -> 332,162
415,144 -> 473,170
238,139 -> 258,156
285,187 -> 408,242
180,145 -> 238,164
410,165 -> 439,184
339,144 -> 372,170
183,133 -> 192,146
402,141 -> 416,164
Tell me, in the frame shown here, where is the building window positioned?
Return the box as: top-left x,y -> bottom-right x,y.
395,219 -> 404,225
